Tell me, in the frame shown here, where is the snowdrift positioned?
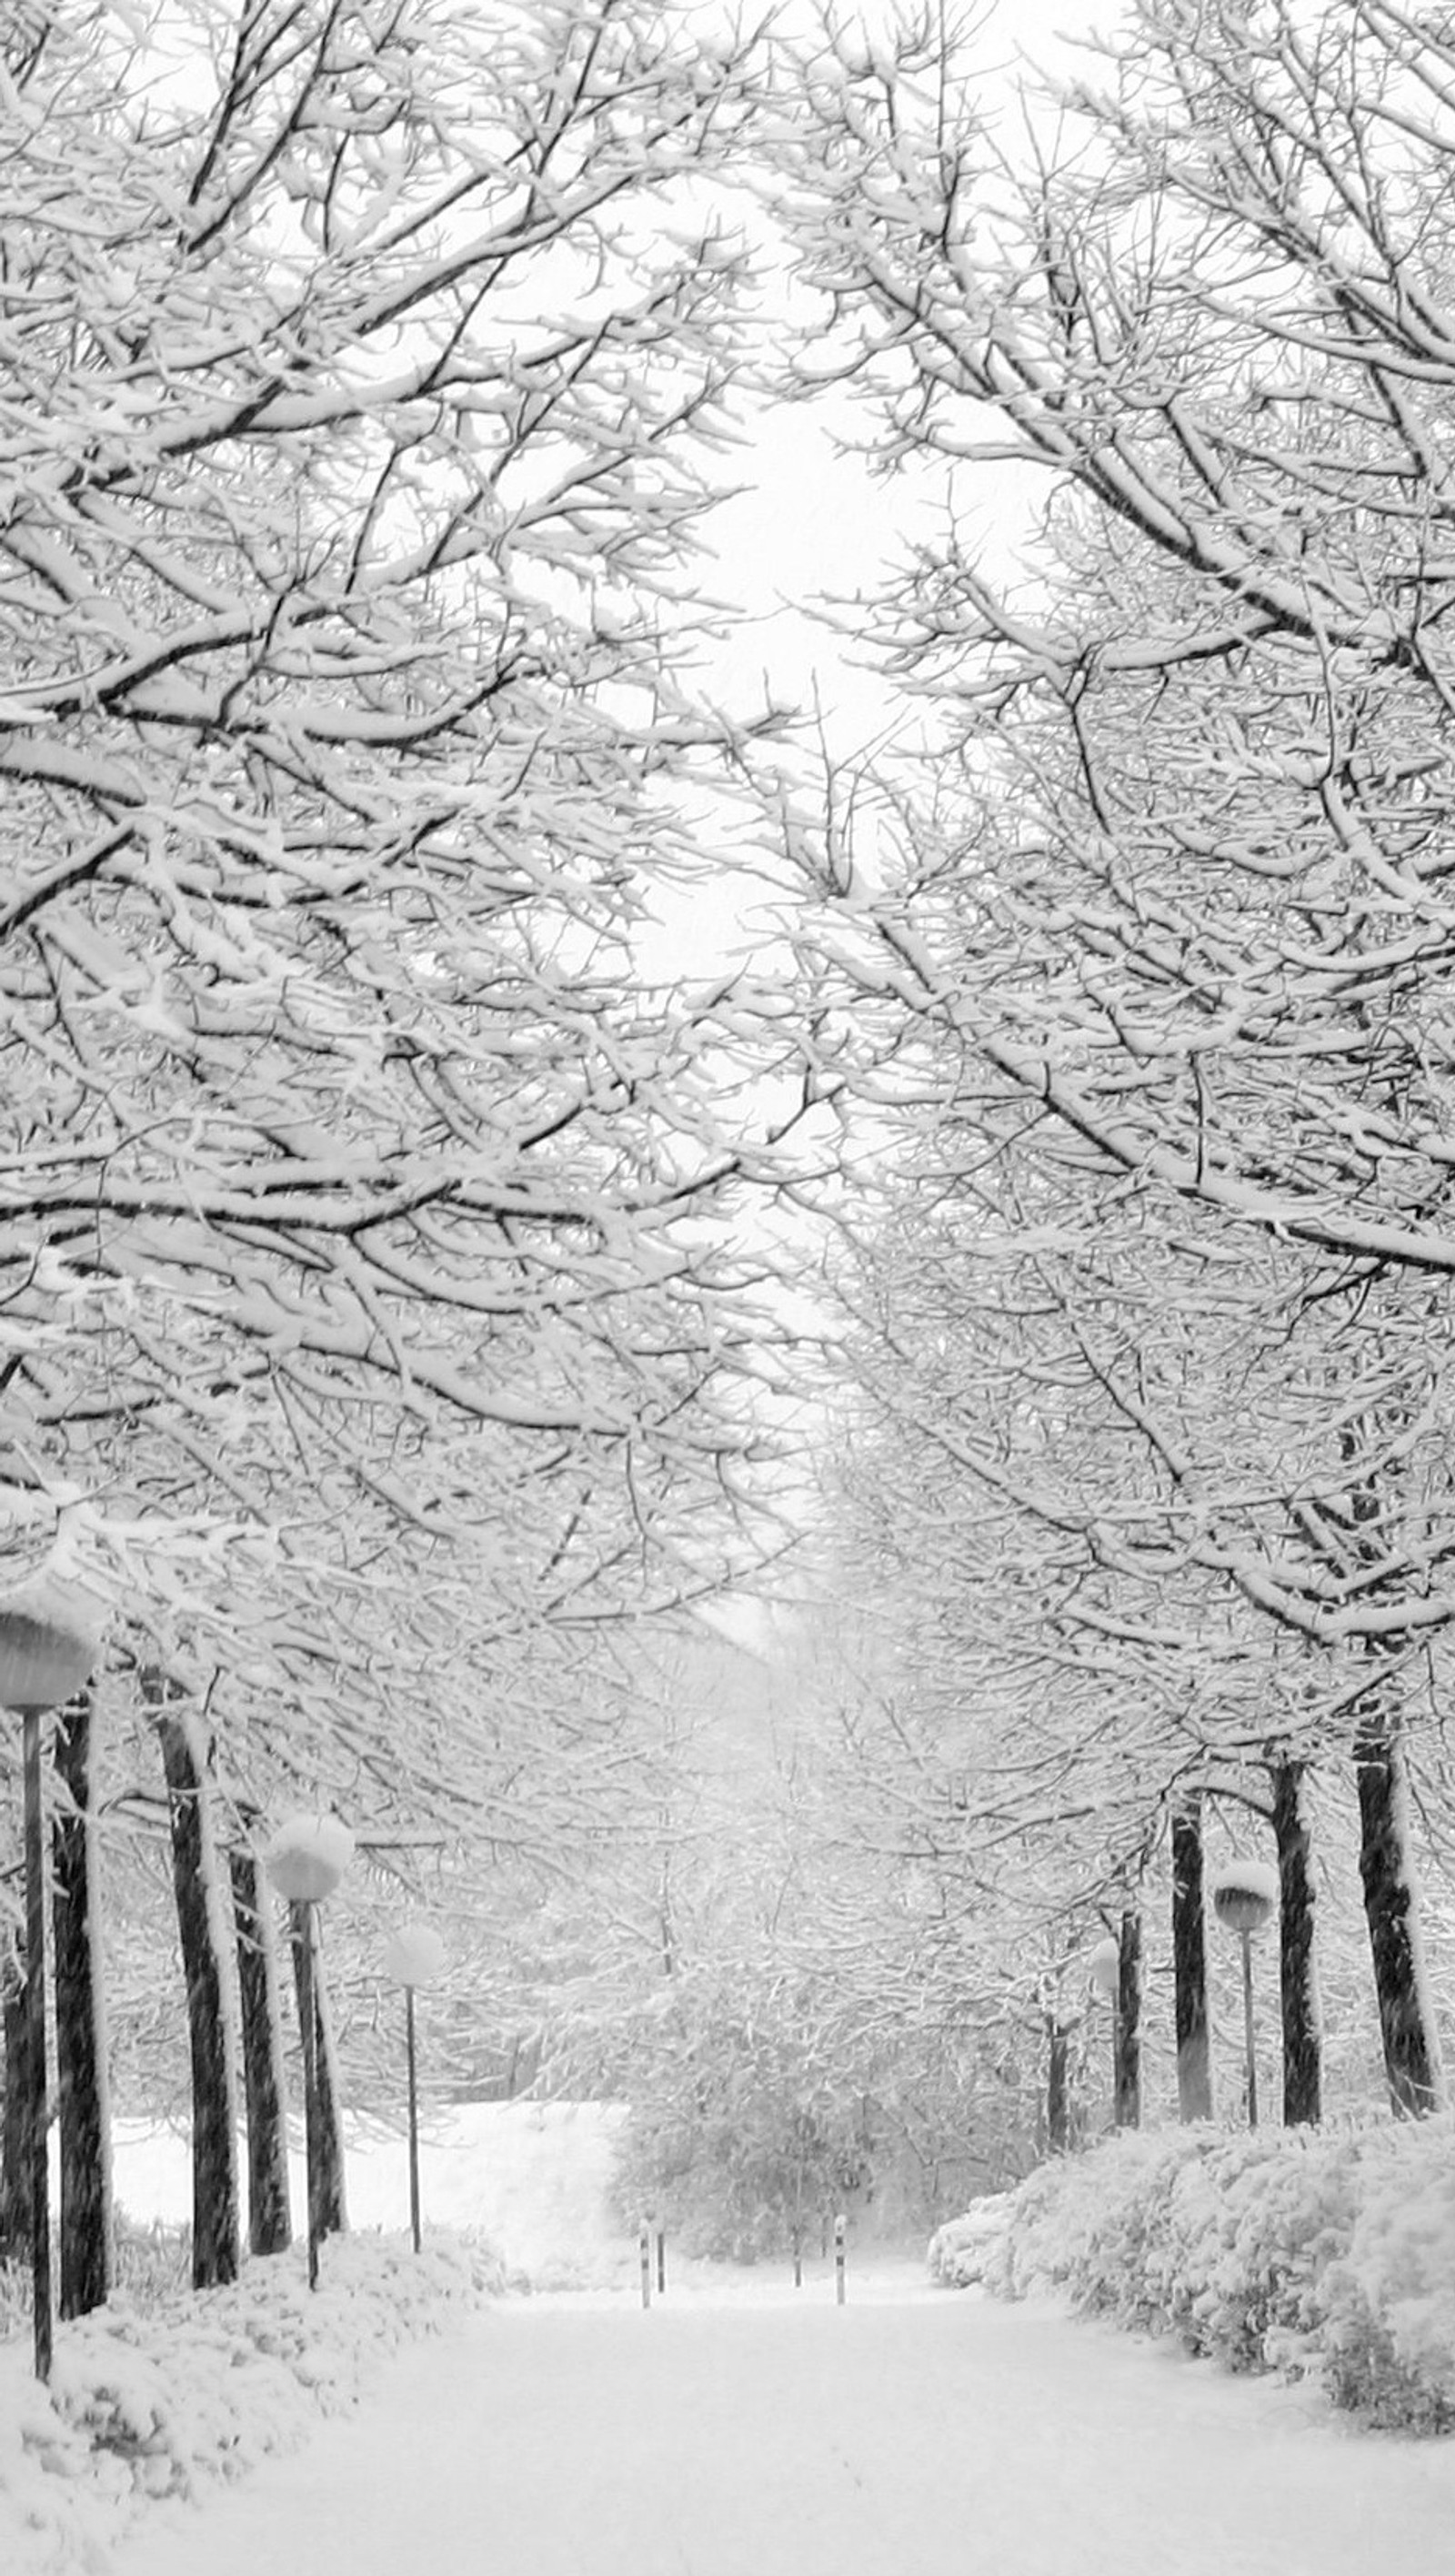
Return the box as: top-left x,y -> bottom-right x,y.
0,2233 -> 486,2576
3,2101 -> 634,2571
930,2115 -> 1455,2431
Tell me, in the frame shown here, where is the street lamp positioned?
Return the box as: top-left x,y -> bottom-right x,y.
0,1576 -> 104,2380
1210,1858 -> 1279,2128
380,1922 -> 447,2253
263,1812 -> 354,2288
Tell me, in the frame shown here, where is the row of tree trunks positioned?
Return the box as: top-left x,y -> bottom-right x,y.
52,1690 -> 113,2318
231,1850 -> 293,2259
227,1855 -> 291,2256
156,1709 -> 349,2283
1271,1761 -> 1322,2128
1170,1806 -> 1213,2121
158,1703 -> 243,2289
1170,1785 -> 1320,2129
1045,2011 -> 1071,2152
0,1937 -> 25,2259
2,1675 -> 348,2309
0,1694 -> 115,2319
1353,1687 -> 1445,2118
293,1901 -> 347,2243
1113,1908 -> 1141,2128
1159,1743 -> 1436,2131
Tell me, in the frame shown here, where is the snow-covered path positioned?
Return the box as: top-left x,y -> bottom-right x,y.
106,2259 -> 1455,2576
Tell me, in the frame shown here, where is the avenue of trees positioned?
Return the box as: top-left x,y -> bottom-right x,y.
0,0 -> 817,2311
769,0 -> 1455,2161
11,0 -> 1455,2310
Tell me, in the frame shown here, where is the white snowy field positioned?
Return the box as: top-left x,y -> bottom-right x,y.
7,2103 -> 1455,2574
109,2269 -> 1455,2576
113,2098 -> 636,2289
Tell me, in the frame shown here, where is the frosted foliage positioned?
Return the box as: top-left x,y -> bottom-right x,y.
264,1812 -> 355,1902
933,2117 -> 1455,2431
0,0 -> 802,1746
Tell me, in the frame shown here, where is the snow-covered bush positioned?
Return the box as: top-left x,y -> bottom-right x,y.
928,2198 -> 1012,2286
0,2229 -> 499,2574
1319,2133 -> 1455,2432
934,2116 -> 1455,2430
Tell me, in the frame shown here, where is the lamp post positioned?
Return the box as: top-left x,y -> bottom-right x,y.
1210,1859 -> 1279,2128
0,1577 -> 104,2381
380,1922 -> 447,2253
263,1813 -> 354,2288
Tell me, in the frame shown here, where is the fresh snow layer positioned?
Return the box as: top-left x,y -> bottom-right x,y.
12,2106 -> 1455,2572
107,2271 -> 1455,2576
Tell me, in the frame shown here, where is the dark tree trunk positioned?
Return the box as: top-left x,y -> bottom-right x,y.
52,1688 -> 112,2316
290,1905 -> 347,2244
156,1701 -> 241,2286
1114,1909 -> 1141,2129
1270,1758 -> 1322,2126
0,1933 -> 25,2263
1353,1693 -> 1443,2116
1170,1806 -> 1213,2121
1045,2015 -> 1070,2151
230,1849 -> 292,2257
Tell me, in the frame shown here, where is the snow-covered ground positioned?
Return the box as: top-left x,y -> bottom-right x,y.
110,2270 -> 1455,2576
7,2104 -> 1455,2575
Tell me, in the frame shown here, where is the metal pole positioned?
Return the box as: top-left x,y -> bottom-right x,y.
1241,1928 -> 1259,2128
23,1706 -> 52,2380
656,2228 -> 666,2295
639,2223 -> 651,2309
834,2212 -> 846,2306
297,1900 -> 320,2289
406,1985 -> 421,2253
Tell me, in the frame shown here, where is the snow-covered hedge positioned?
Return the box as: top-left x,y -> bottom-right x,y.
1,2229 -> 501,2574
928,2117 -> 1455,2432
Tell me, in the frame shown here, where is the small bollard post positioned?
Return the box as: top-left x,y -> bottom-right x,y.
639,2222 -> 652,2309
834,2211 -> 847,2306
656,2228 -> 667,2295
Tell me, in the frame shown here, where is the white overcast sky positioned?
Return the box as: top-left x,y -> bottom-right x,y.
654,0 -> 1118,978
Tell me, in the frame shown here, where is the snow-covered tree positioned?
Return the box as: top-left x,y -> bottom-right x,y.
770,0 -> 1455,2117
1,0 -> 811,1746
0,0 -> 841,2311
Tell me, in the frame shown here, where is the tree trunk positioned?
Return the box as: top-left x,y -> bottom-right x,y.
52,1688 -> 112,2317
1170,1806 -> 1213,2121
1353,1693 -> 1443,2116
230,1848 -> 292,2257
0,1934 -> 25,2263
1270,1757 -> 1322,2126
1114,1908 -> 1141,2129
290,1904 -> 347,2244
156,1700 -> 241,2285
1045,2014 -> 1070,2151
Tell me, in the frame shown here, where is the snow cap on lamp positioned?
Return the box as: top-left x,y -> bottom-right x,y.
1210,1857 -> 1279,1934
0,1574 -> 105,1711
382,1922 -> 448,1988
264,1810 -> 355,1903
